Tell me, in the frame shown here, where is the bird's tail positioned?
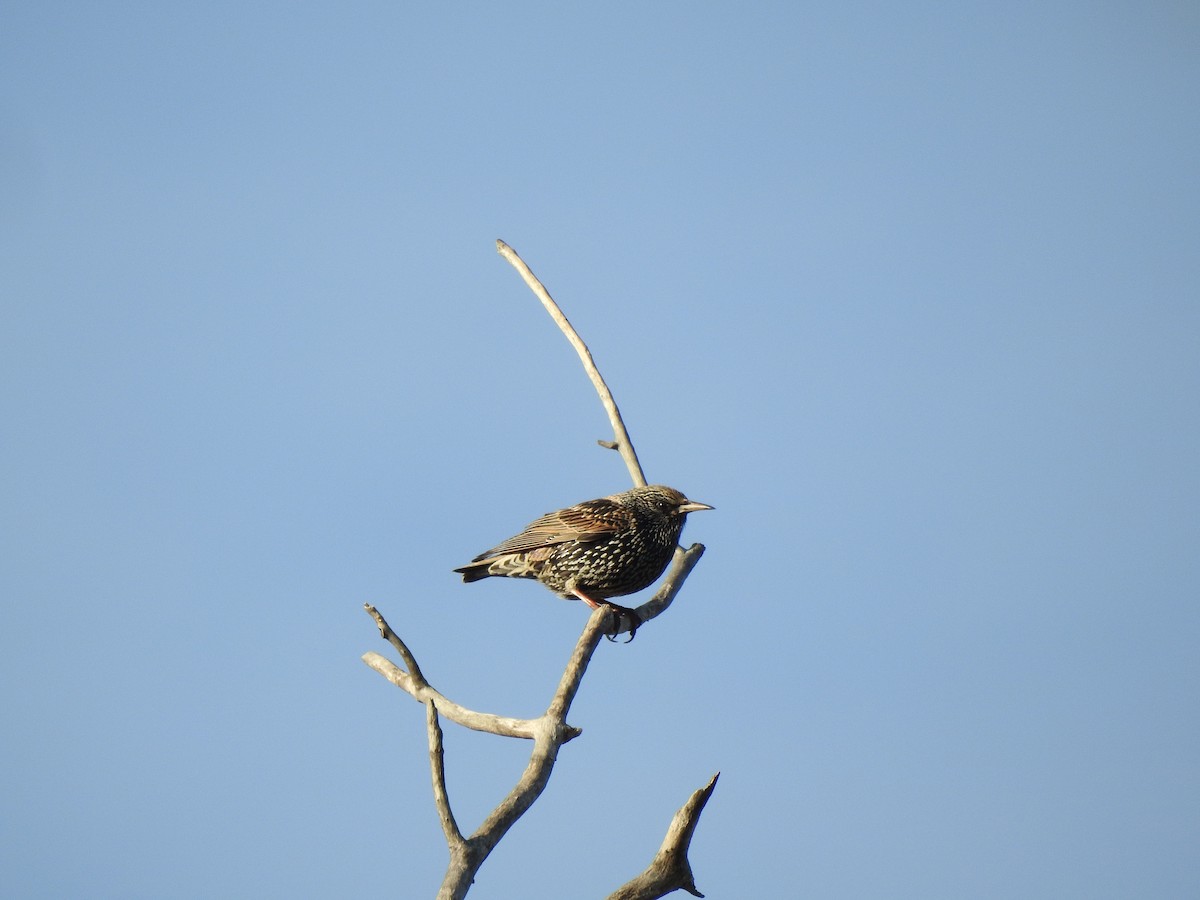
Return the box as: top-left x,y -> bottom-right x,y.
453,562 -> 493,583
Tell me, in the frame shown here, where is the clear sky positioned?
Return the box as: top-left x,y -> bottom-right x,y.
2,3 -> 1198,898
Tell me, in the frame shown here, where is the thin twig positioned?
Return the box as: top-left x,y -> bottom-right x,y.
496,239 -> 647,487
494,240 -> 708,639
362,605 -> 547,739
361,651 -> 545,740
365,603 -> 427,686
427,700 -> 465,849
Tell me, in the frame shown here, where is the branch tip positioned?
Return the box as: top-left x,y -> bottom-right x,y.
605,773 -> 718,900
496,240 -> 647,487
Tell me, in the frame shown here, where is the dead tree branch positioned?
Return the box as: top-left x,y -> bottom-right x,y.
364,605 -> 547,740
426,701 -> 464,849
363,603 -> 612,899
362,242 -> 715,897
607,773 -> 721,900
496,238 -> 646,487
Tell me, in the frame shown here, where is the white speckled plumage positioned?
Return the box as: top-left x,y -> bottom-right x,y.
454,485 -> 712,603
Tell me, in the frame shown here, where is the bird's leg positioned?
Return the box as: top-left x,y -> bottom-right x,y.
570,587 -> 603,610
570,588 -> 640,643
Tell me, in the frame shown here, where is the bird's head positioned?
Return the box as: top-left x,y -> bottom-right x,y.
637,485 -> 714,518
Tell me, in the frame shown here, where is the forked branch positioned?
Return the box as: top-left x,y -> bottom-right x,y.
364,603 -> 613,899
363,242 -> 714,898
607,773 -> 720,900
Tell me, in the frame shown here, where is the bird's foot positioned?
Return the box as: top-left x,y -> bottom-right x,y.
603,602 -> 642,643
571,587 -> 641,642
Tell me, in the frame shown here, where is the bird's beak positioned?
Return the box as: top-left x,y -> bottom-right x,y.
679,500 -> 714,514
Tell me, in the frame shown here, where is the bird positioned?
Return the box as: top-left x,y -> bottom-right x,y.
454,484 -> 712,641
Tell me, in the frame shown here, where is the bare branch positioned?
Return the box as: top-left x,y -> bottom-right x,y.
547,605 -> 615,721
427,700 -> 465,849
637,544 -> 707,622
361,651 -> 545,739
434,601 -> 615,897
365,603 -> 427,686
363,246 -> 715,898
606,773 -> 720,900
496,239 -> 647,487
362,605 -> 547,740
491,242 -> 708,639
596,543 -> 707,640
362,604 -> 614,897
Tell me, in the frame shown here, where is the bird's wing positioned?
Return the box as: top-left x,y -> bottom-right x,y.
470,498 -> 631,560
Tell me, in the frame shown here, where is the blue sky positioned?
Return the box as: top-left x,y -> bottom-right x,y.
2,3 -> 1198,897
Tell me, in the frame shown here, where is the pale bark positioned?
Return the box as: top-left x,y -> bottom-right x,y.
362,242 -> 715,897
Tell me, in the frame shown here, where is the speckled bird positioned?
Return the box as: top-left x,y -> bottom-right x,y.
454,484 -> 712,639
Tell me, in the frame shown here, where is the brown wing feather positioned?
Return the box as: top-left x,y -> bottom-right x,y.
469,498 -> 632,561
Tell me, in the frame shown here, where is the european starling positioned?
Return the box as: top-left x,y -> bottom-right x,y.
454,484 -> 712,640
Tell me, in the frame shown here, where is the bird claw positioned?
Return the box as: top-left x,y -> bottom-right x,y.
603,603 -> 642,643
